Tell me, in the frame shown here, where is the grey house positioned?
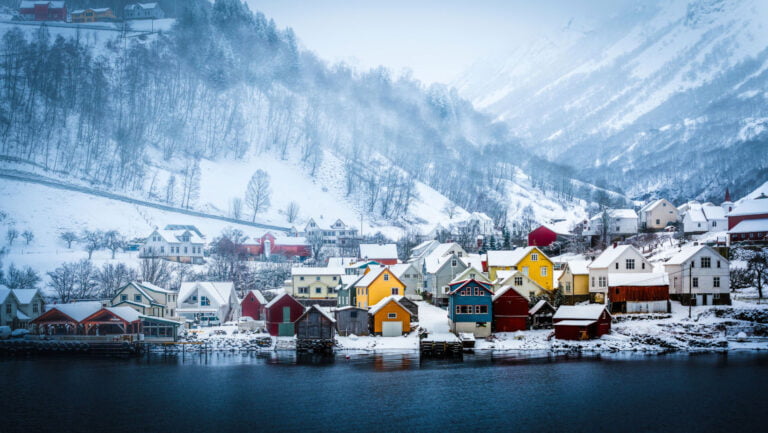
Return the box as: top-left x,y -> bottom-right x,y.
334,306 -> 369,336
124,2 -> 165,20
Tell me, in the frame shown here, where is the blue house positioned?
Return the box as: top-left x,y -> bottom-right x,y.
447,279 -> 494,337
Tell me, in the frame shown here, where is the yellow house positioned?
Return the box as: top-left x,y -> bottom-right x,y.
110,281 -> 177,318
486,247 -> 553,290
290,267 -> 344,299
558,260 -> 591,303
368,295 -> 411,336
71,8 -> 116,23
354,267 -> 406,308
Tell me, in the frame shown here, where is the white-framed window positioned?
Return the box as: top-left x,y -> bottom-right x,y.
514,276 -> 523,286
540,267 -> 547,277
315,287 -> 322,294
701,257 -> 711,268
615,263 -> 619,270
713,277 -> 720,288
451,259 -> 458,267
522,267 -> 529,276
626,259 -> 635,270
387,313 -> 397,319
475,305 -> 488,314
384,274 -> 389,281
599,276 -> 607,288
455,305 -> 461,314
299,287 -> 309,294
565,282 -> 571,294
692,277 -> 699,288
469,273 -> 476,279
531,253 -> 539,261
391,288 -> 399,295
591,277 -> 595,288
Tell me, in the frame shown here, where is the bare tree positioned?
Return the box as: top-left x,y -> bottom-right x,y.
21,230 -> 34,245
747,249 -> 768,299
81,230 -> 104,260
6,228 -> 18,246
60,231 -> 78,248
245,169 -> 271,221
140,257 -> 173,287
230,197 -> 243,220
94,262 -> 138,298
47,260 -> 98,302
306,230 -> 325,260
103,230 -> 126,259
165,175 -> 177,205
443,202 -> 458,219
285,201 -> 300,224
2,263 -> 40,289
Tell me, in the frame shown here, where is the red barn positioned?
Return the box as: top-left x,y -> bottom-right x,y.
528,224 -> 571,248
728,194 -> 768,243
264,293 -> 305,336
553,305 -> 611,340
492,285 -> 529,332
19,1 -> 67,21
241,233 -> 311,260
241,290 -> 267,320
607,273 -> 669,314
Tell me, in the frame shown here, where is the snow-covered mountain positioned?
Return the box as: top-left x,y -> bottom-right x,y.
456,0 -> 768,202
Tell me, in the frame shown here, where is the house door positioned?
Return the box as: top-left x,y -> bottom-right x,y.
381,321 -> 401,337
278,322 -> 294,336
282,307 -> 291,322
696,295 -> 703,306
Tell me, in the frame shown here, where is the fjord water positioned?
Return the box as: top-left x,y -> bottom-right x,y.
1,352 -> 766,432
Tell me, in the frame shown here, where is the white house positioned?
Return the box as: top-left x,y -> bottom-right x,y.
141,227 -> 205,264
420,243 -> 468,306
0,286 -> 20,328
12,288 -> 46,326
584,209 -> 639,237
304,218 -> 359,247
110,281 -> 178,319
664,245 -> 730,306
177,282 -> 238,323
639,199 -> 679,230
588,244 -> 653,303
124,2 -> 164,19
681,203 -> 727,234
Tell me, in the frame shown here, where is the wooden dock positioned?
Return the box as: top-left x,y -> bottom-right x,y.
420,332 -> 463,358
0,340 -> 145,357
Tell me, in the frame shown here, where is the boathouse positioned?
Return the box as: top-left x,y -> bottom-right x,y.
552,305 -> 611,340
334,306 -> 369,336
265,293 -> 305,336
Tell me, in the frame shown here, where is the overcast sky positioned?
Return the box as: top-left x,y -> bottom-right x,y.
247,0 -> 638,84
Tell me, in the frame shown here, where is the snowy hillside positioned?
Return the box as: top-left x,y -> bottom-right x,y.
456,0 -> 768,202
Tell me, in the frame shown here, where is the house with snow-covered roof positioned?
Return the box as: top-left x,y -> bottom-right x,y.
124,2 -> 164,19
359,243 -> 399,265
19,1 -> 66,21
140,227 -> 205,264
31,301 -> 103,335
0,286 -> 21,328
447,278 -> 494,337
486,247 -> 553,291
71,7 -> 115,23
240,232 -> 311,261
110,281 -> 177,319
177,282 -> 238,323
556,260 -> 591,304
290,267 -> 344,300
682,203 -> 726,234
240,290 -> 268,320
553,304 -> 611,340
420,243 -> 468,306
368,295 -> 411,337
353,267 -> 406,309
639,199 -> 679,230
664,245 -> 730,306
728,194 -> 768,244
583,209 -> 638,238
303,218 -> 359,248
11,288 -> 45,326
588,244 -> 653,304
528,222 -> 572,247
492,270 -> 545,301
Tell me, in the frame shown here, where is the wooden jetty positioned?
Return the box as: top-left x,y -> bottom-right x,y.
420,332 -> 463,358
0,339 -> 145,357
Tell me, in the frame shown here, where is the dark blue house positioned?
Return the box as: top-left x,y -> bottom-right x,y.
447,279 -> 494,337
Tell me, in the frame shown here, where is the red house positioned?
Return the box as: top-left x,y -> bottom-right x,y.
241,233 -> 311,260
264,293 -> 305,336
241,290 -> 267,320
19,1 -> 67,21
492,285 -> 529,332
359,243 -> 399,265
552,305 -> 611,340
528,224 -> 571,248
728,194 -> 768,243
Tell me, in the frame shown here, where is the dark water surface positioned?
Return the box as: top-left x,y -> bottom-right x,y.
1,351 -> 766,432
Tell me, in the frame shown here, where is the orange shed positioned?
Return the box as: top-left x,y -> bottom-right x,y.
368,296 -> 411,337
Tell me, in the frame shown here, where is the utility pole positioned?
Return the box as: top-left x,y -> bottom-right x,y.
688,263 -> 692,319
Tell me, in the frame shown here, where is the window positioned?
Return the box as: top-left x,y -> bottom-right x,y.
591,277 -> 595,288
701,257 -> 711,268
316,276 -> 320,281
33,303 -> 39,313
160,246 -> 165,253
121,294 -> 127,301
626,259 -> 635,270
451,259 -> 458,267
531,253 -> 539,261
350,311 -> 358,318
599,276 -> 607,288
332,276 -> 338,281
522,267 -> 529,276
615,263 -> 619,270
529,291 -> 535,298
384,274 -> 389,281
455,305 -> 461,314
565,282 -> 571,294
692,277 -> 699,288
514,276 -> 523,286
391,288 -> 399,295
299,287 -> 309,294
470,273 -> 476,279
717,261 -> 721,268
642,263 -> 646,270
713,277 -> 720,288
315,287 -> 322,294
476,305 -> 488,314
184,247 -> 188,254
387,313 -> 397,319
540,267 -> 548,277
691,262 -> 695,268
135,294 -> 142,302
6,304 -> 10,313
655,219 -> 660,225
201,296 -> 210,306
712,221 -> 717,227
300,276 -> 305,281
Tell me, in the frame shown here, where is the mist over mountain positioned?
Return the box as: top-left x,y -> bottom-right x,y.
456,0 -> 768,203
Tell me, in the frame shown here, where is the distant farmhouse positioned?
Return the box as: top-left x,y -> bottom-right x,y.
124,2 -> 164,20
71,7 -> 115,23
19,1 -> 67,21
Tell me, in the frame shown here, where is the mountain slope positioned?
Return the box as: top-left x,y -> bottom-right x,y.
456,0 -> 768,202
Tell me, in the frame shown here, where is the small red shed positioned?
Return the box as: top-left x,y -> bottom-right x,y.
492,285 -> 529,332
553,305 -> 611,340
241,290 -> 267,320
528,224 -> 570,248
264,293 -> 305,336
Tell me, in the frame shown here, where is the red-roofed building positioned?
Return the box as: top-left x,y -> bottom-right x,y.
241,233 -> 311,260
19,1 -> 67,21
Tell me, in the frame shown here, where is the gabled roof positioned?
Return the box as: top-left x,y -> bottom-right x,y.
11,289 -> 41,305
21,1 -> 65,8
665,245 -> 726,266
591,209 -> 638,221
494,270 -> 545,294
729,219 -> 768,234
137,281 -> 175,294
104,307 -> 142,323
265,292 -> 301,309
448,279 -> 494,296
0,285 -> 14,304
246,290 -> 267,305
553,304 -> 610,321
327,257 -> 357,267
529,299 -> 555,315
492,284 -> 526,301
702,206 -> 725,220
423,243 -> 466,274
354,267 -> 405,289
368,295 -> 410,316
153,229 -> 204,244
564,260 -> 590,275
487,247 -> 549,268
178,282 -> 235,306
359,243 -> 398,260
729,198 -> 768,217
385,263 -> 418,279
461,253 -> 485,270
450,266 -> 490,285
44,302 -> 103,322
589,245 -> 640,269
297,304 -> 336,324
